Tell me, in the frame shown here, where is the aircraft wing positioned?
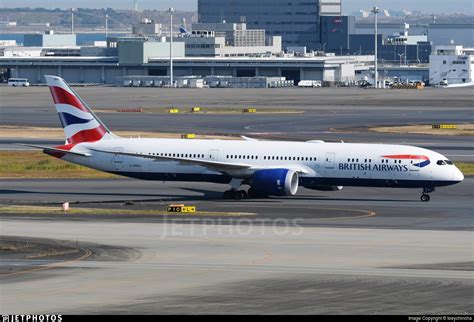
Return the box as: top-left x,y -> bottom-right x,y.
90,148 -> 310,175
90,148 -> 252,171
21,144 -> 92,157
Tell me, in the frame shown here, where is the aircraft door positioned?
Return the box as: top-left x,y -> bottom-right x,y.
113,147 -> 124,170
325,152 -> 335,169
208,149 -> 219,161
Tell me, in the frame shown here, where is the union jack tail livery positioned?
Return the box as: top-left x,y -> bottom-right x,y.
45,75 -> 114,144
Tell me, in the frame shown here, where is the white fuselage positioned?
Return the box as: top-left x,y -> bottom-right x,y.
62,138 -> 464,189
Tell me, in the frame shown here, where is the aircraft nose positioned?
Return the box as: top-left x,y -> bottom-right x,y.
453,167 -> 464,182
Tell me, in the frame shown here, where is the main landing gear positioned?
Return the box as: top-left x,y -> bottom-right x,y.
223,178 -> 247,200
223,189 -> 247,200
421,187 -> 435,202
223,188 -> 267,200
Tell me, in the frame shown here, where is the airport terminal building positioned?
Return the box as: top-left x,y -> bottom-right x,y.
198,0 -> 342,51
1,54 -> 373,85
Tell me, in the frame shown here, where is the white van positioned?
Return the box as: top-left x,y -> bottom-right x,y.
298,80 -> 322,88
8,78 -> 30,87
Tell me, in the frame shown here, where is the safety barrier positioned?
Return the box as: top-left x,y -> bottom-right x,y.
391,83 -> 424,90
116,107 -> 144,113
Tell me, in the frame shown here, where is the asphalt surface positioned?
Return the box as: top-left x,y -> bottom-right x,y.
0,86 -> 473,160
0,86 -> 473,314
1,219 -> 472,314
1,178 -> 473,231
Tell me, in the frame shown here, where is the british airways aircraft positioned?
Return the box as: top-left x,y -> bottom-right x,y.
26,75 -> 464,202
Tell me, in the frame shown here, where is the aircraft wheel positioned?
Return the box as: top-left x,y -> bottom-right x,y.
223,190 -> 234,199
248,188 -> 256,198
233,190 -> 246,200
421,194 -> 431,202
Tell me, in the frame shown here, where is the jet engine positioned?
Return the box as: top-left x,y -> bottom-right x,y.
250,169 -> 299,196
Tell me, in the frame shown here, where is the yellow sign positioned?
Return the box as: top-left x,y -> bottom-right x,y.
181,133 -> 196,139
166,205 -> 197,213
432,124 -> 457,129
243,108 -> 257,113
169,108 -> 179,114
192,107 -> 201,112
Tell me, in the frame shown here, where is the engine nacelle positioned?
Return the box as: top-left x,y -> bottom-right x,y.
251,169 -> 299,196
304,185 -> 344,191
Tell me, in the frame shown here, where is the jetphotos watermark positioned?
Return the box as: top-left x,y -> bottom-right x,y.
2,316 -> 62,322
157,218 -> 305,240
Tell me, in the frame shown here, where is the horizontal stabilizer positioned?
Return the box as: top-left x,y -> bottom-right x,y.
20,144 -> 91,157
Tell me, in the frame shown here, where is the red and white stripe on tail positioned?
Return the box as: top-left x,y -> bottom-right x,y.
45,75 -> 113,144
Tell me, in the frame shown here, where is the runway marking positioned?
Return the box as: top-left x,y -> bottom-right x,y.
232,204 -> 377,221
0,248 -> 92,278
316,208 -> 377,221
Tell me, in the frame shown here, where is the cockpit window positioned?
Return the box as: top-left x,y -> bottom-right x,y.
445,160 -> 453,165
437,160 -> 446,165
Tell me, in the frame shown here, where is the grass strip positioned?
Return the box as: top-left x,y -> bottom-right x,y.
0,205 -> 255,217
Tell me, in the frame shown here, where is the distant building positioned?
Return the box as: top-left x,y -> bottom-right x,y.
198,0 -> 331,50
178,23 -> 282,57
132,18 -> 162,36
0,21 -> 17,27
24,30 -> 76,47
320,18 -> 432,64
320,16 -> 355,54
0,40 -> 17,47
354,21 -> 474,47
429,45 -> 474,85
118,38 -> 185,64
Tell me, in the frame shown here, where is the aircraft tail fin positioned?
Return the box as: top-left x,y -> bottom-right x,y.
44,75 -> 116,144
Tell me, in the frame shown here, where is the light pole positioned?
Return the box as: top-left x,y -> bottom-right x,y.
169,7 -> 175,88
371,6 -> 380,88
105,14 -> 108,38
398,53 -> 405,66
71,8 -> 75,34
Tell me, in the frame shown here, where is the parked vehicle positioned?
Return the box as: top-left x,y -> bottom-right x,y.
8,78 -> 30,87
298,80 -> 322,88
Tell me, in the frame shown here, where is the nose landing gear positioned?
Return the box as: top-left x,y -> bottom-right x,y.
421,187 -> 435,202
421,194 -> 431,202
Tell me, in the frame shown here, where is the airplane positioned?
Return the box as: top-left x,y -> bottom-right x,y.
25,75 -> 464,202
